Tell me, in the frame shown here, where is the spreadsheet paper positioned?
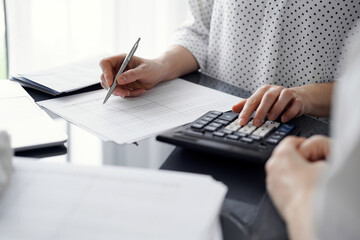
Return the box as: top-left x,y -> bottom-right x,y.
38,79 -> 242,144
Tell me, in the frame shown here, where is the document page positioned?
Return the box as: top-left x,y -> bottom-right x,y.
38,79 -> 242,144
0,159 -> 227,240
18,58 -> 101,93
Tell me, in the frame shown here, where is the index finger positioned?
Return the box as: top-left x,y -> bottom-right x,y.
99,55 -> 126,87
238,85 -> 271,125
99,58 -> 115,87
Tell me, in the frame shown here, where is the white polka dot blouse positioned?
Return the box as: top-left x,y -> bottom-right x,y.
173,0 -> 360,92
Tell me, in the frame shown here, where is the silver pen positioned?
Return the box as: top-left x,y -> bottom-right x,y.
103,37 -> 141,104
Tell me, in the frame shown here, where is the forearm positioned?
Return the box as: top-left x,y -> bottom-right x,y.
293,82 -> 334,117
154,45 -> 199,82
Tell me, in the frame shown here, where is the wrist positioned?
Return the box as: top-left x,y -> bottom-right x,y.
292,86 -> 312,116
152,57 -> 171,83
292,82 -> 333,117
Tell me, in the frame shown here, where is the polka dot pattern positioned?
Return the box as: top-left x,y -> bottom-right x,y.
173,0 -> 360,92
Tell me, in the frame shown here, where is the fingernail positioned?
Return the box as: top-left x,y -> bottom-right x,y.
282,115 -> 288,122
254,119 -> 261,126
239,117 -> 245,125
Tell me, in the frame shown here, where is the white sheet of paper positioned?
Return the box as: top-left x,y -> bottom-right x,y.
19,58 -> 101,93
0,159 -> 227,240
38,79 -> 242,144
0,81 -> 67,151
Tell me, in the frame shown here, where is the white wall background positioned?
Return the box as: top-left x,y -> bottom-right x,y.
5,0 -> 189,167
7,0 -> 189,73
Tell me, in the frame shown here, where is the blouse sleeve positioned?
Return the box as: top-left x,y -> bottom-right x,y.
171,0 -> 215,70
314,27 -> 360,240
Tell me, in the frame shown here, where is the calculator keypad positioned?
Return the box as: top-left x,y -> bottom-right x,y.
186,111 -> 295,148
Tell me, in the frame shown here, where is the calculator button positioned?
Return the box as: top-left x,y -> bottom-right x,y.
225,119 -> 241,131
270,134 -> 282,140
209,122 -> 222,128
273,131 -> 287,136
222,129 -> 233,135
214,119 -> 230,125
196,120 -> 208,125
241,137 -> 254,143
249,135 -> 262,141
238,120 -> 257,135
213,131 -> 225,137
277,124 -> 294,133
251,120 -> 279,137
207,113 -> 220,119
266,138 -> 279,145
204,126 -> 218,132
225,125 -> 240,132
191,123 -> 204,130
226,135 -> 240,140
219,112 -> 238,122
202,116 -> 214,122
234,132 -> 247,137
208,111 -> 222,116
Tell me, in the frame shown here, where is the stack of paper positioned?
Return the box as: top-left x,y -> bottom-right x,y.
38,79 -> 242,144
12,58 -> 101,96
0,159 -> 227,240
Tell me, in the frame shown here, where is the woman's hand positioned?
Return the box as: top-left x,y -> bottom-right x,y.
99,54 -> 166,98
99,45 -> 199,98
232,84 -> 309,126
232,82 -> 334,127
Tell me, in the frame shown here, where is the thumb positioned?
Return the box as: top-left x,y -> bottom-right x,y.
298,135 -> 330,161
116,66 -> 145,86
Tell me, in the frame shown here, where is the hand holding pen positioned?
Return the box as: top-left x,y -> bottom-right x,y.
100,38 -> 166,102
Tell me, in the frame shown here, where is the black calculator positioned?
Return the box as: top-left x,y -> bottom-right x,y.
157,110 -> 300,164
